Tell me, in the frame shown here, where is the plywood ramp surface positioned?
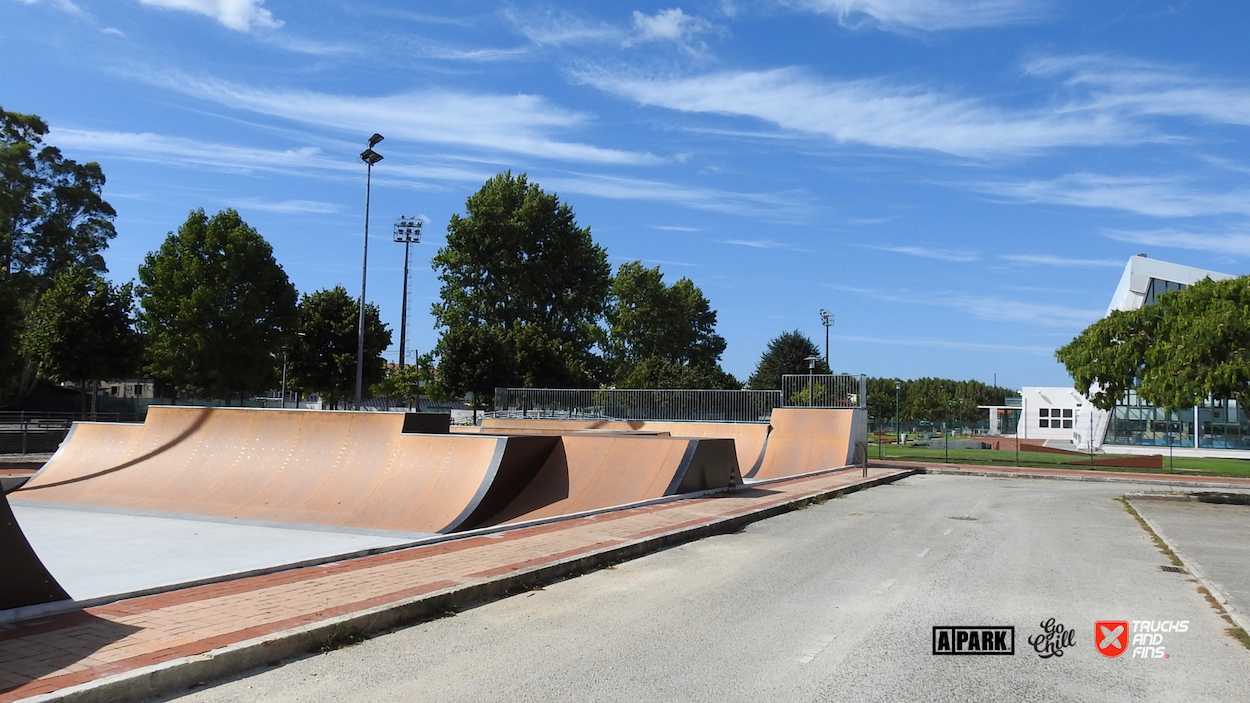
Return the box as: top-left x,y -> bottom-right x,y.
750,408 -> 857,480
17,407 -> 538,534
483,435 -> 738,526
480,419 -> 769,478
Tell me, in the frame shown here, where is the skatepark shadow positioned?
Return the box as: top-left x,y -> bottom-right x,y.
717,487 -> 781,499
0,610 -> 141,695
16,409 -> 212,491
476,442 -> 571,527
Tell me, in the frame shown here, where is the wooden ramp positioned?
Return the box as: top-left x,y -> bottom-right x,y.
479,418 -> 770,478
15,407 -> 552,535
480,434 -> 740,526
749,408 -> 859,480
0,490 -> 70,613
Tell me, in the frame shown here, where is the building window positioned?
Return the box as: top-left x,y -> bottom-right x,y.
1063,419 -> 1073,429
1039,408 -> 1049,428
1063,409 -> 1073,418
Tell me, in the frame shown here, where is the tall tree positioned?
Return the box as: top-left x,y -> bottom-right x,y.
1057,276 -> 1250,411
747,330 -> 829,390
289,286 -> 391,409
1,106 -> 118,402
605,261 -> 736,388
137,209 -> 297,400
432,172 -> 611,403
20,267 -> 141,394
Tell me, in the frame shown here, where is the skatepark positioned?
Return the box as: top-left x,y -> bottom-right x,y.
0,395 -> 868,615
4,393 -> 1250,702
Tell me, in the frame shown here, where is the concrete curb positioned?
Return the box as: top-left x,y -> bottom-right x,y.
913,466 -> 1250,490
17,469 -> 919,703
1124,497 -> 1250,637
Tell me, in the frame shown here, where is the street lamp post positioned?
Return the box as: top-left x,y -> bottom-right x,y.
804,355 -> 818,406
819,309 -> 833,368
355,134 -> 384,411
393,217 -> 422,369
894,380 -> 901,447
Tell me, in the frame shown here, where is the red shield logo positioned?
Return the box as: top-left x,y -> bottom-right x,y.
1096,621 -> 1129,657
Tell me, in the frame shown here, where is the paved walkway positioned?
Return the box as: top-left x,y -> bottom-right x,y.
872,459 -> 1250,489
0,467 -> 911,703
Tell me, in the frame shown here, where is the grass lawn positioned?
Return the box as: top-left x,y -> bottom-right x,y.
869,442 -> 1250,479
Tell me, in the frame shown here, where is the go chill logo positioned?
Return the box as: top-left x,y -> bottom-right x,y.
932,626 -> 1015,655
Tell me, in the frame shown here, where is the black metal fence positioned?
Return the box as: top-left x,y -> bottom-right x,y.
492,376 -> 868,423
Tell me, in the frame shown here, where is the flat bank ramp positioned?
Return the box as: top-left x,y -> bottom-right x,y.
16,407 -> 550,534
0,490 -> 70,612
480,419 -> 769,478
482,435 -> 740,526
749,408 -> 858,480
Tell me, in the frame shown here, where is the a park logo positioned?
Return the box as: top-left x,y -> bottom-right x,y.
932,626 -> 1015,655
1095,621 -> 1129,658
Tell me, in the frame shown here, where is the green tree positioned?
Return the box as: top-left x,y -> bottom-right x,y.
605,261 -> 736,388
372,352 -> 446,406
20,267 -> 141,404
137,209 -> 297,400
747,330 -> 829,389
432,172 -> 611,403
1,107 -> 118,402
1057,276 -> 1250,411
290,286 -> 391,408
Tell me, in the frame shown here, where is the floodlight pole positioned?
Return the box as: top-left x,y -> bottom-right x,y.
355,134 -> 384,410
393,217 -> 422,369
819,309 -> 833,367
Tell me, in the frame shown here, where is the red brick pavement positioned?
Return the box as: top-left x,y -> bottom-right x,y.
0,467 -> 911,702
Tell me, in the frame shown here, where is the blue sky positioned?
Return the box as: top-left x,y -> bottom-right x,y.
4,0 -> 1250,389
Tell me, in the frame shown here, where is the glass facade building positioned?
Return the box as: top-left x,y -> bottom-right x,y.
1099,257 -> 1244,451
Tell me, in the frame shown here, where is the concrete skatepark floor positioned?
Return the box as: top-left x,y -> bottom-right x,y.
10,502 -> 418,602
160,475 -> 1250,703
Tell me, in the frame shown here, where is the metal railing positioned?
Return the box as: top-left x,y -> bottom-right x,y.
491,376 -> 868,423
0,411 -> 143,455
780,374 -> 868,408
492,388 -> 784,423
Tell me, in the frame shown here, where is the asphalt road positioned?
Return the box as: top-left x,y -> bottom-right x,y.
162,474 -> 1250,703
1131,496 -> 1250,632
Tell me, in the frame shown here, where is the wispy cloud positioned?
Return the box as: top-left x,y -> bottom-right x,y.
137,72 -> 659,165
976,173 -> 1250,218
229,198 -> 341,214
1000,254 -> 1123,268
578,66 -> 1140,157
779,0 -> 1046,32
543,173 -> 815,219
868,244 -> 979,262
1026,54 -> 1250,127
14,0 -> 86,17
627,8 -> 717,53
1103,228 -> 1250,258
505,7 -> 621,46
137,0 -> 281,31
717,238 -> 807,250
838,334 -> 1052,354
47,128 -> 491,183
828,282 -> 1102,327
650,225 -> 701,231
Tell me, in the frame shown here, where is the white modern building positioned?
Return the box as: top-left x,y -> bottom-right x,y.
989,255 -> 1244,457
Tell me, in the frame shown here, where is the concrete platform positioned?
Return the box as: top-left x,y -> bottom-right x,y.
10,503 -> 417,604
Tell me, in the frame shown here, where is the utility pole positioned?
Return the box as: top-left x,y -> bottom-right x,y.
393,217 -> 422,369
